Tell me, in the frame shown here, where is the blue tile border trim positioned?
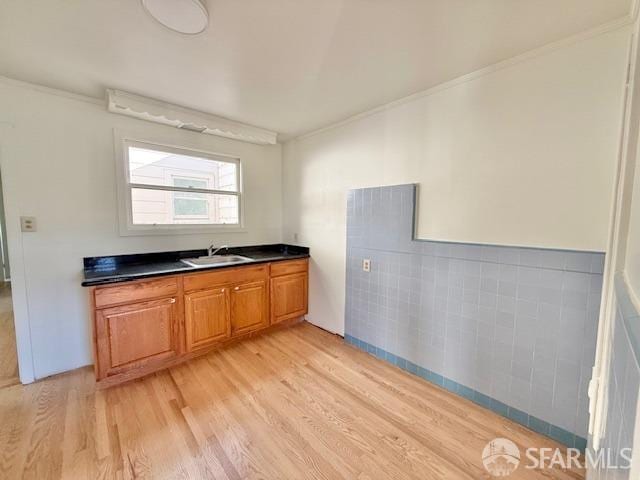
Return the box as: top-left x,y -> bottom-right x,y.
344,333 -> 588,452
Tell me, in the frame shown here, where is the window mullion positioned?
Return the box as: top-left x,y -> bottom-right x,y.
129,183 -> 239,196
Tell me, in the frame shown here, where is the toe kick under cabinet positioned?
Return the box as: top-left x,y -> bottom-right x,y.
90,259 -> 308,387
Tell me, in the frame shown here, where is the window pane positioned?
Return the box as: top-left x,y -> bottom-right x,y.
172,177 -> 208,217
174,198 -> 208,216
128,146 -> 238,192
131,188 -> 239,225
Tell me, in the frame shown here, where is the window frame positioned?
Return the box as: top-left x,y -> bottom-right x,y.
115,132 -> 245,236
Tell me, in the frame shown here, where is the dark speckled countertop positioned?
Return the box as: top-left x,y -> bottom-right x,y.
82,244 -> 309,287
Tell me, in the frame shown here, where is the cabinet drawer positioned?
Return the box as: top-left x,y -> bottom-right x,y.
94,277 -> 179,308
270,259 -> 308,277
183,264 -> 268,292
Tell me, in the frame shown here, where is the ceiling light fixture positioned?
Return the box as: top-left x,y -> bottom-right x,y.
142,0 -> 208,35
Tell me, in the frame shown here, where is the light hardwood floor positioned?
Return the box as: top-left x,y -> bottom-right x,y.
0,282 -> 18,389
0,322 -> 584,479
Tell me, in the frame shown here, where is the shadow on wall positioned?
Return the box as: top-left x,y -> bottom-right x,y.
345,183 -> 604,450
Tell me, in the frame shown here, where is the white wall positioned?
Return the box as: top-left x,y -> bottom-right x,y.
282,27 -> 630,334
0,80 -> 283,380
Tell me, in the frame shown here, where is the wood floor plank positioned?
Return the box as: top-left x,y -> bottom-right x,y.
268,329 -> 488,477
0,322 -> 585,479
181,357 -> 290,479
0,283 -> 19,388
289,325 -> 584,473
238,336 -> 445,479
216,346 -> 363,479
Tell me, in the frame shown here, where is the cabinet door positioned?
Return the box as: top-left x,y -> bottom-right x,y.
230,280 -> 268,336
95,297 -> 179,379
270,273 -> 308,324
184,287 -> 230,352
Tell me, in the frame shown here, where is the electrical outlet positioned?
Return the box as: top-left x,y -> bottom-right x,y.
363,259 -> 371,272
293,232 -> 299,242
20,216 -> 37,232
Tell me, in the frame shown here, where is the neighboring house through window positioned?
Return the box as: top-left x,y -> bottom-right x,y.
172,177 -> 209,219
117,138 -> 242,234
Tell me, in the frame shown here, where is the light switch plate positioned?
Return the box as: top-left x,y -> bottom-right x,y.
20,216 -> 37,232
363,259 -> 371,272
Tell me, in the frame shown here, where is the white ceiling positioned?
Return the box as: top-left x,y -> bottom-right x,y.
0,0 -> 632,139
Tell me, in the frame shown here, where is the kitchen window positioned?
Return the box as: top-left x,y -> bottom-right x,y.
117,138 -> 242,235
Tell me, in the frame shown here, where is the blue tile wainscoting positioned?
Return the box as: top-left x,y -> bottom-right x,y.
591,275 -> 640,480
345,184 -> 605,451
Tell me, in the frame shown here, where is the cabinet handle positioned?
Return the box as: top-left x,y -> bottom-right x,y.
234,286 -> 240,291
221,288 -> 225,292
169,298 -> 176,304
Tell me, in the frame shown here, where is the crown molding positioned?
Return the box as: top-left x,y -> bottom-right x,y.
0,74 -> 104,105
293,15 -> 634,143
0,76 -> 278,145
107,89 -> 278,145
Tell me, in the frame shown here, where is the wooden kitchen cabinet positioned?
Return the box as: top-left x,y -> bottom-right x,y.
270,258 -> 309,324
271,272 -> 308,324
94,296 -> 181,380
230,280 -> 269,335
90,258 -> 308,386
184,287 -> 230,352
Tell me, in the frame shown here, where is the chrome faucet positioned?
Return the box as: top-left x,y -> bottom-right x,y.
208,244 -> 229,257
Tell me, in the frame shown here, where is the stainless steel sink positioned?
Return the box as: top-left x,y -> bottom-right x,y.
180,255 -> 253,268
